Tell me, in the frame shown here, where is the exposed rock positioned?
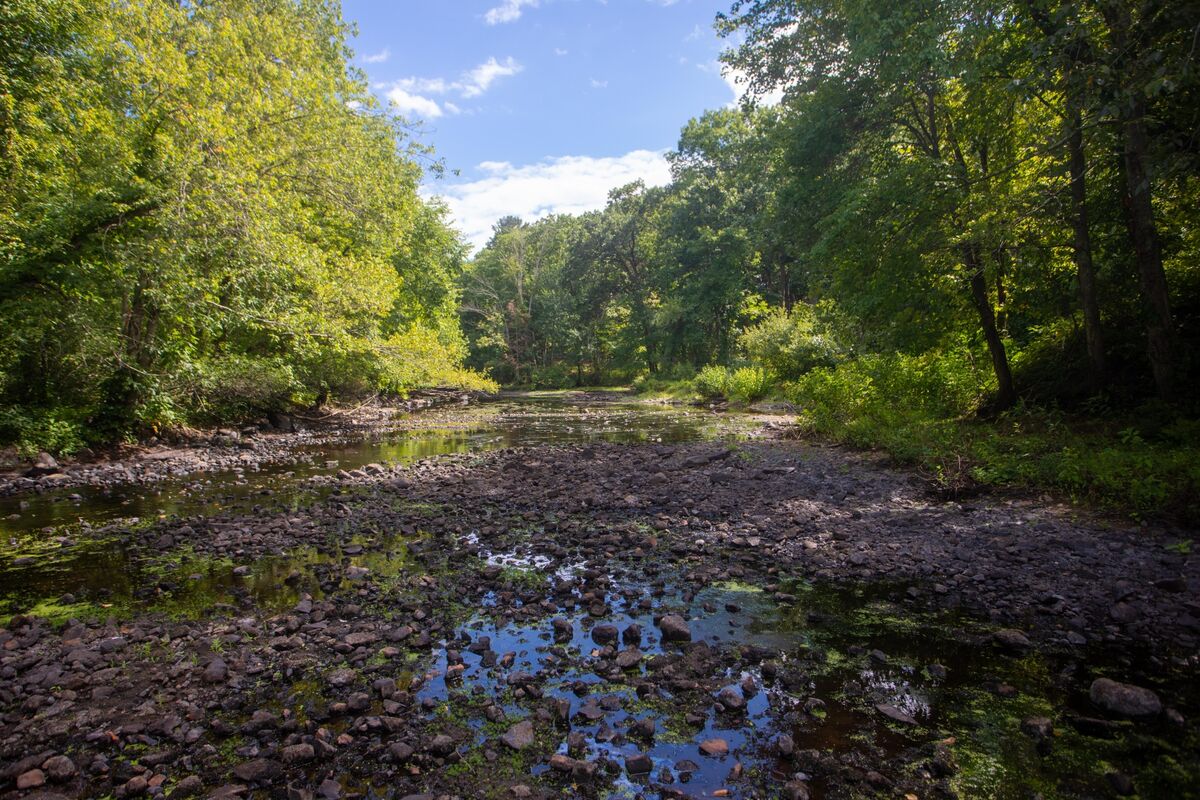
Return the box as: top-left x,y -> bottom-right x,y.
875,703 -> 919,726
657,614 -> 691,642
500,720 -> 535,751
1090,678 -> 1162,718
203,657 -> 228,683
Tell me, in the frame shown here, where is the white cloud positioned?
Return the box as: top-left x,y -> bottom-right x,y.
461,57 -> 523,98
382,57 -> 522,120
722,66 -> 785,106
590,78 -> 608,89
700,62 -> 785,108
361,48 -> 390,64
554,47 -> 569,56
429,150 -> 672,250
387,86 -> 443,119
485,0 -> 538,25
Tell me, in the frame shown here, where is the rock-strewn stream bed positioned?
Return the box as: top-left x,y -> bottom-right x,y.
0,396 -> 1196,799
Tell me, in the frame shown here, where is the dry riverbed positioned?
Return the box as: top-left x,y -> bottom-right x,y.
0,396 -> 1196,799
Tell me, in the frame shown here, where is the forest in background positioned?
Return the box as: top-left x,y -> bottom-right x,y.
459,0 -> 1199,518
2,0 -> 1198,519
0,0 -> 494,457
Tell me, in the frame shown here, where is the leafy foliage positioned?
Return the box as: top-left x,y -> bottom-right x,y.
0,0 -> 490,449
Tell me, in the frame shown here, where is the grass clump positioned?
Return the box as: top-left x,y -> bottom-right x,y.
785,351 -> 1200,521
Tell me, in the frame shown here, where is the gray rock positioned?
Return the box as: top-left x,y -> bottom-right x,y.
500,720 -> 535,750
591,624 -> 618,645
625,752 -> 653,774
41,755 -> 76,783
993,629 -> 1031,651
25,452 -> 60,478
716,686 -> 746,711
657,614 -> 691,642
427,734 -> 455,756
875,703 -> 919,725
615,648 -> 643,669
203,657 -> 228,683
281,744 -> 314,763
233,758 -> 280,783
1089,678 -> 1162,718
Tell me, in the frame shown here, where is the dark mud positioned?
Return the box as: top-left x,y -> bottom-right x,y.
0,398 -> 1196,800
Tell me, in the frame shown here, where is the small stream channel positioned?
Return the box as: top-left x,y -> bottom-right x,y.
0,396 -> 1195,799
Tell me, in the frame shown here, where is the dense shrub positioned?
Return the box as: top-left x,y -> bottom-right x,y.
694,365 -> 731,398
0,408 -> 86,458
181,356 -> 302,424
529,364 -> 576,390
739,304 -> 846,381
728,366 -> 772,403
786,351 -> 1199,519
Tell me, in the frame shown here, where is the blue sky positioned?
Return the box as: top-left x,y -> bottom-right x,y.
342,0 -> 773,248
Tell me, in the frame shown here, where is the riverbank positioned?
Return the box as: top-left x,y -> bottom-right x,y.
0,391 -> 480,501
1,413 -> 1196,798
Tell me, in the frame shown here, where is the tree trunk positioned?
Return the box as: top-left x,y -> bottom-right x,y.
1066,102 -> 1106,387
1120,100 -> 1175,400
965,246 -> 1017,410
1099,0 -> 1175,400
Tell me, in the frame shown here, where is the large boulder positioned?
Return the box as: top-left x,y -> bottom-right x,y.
657,614 -> 691,642
25,452 -> 60,478
1089,678 -> 1162,718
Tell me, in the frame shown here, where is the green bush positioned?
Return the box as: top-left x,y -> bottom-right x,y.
739,304 -> 846,381
728,366 -> 772,403
530,364 -> 575,389
785,351 -> 1199,519
0,408 -> 86,458
694,365 -> 731,398
182,356 -> 302,423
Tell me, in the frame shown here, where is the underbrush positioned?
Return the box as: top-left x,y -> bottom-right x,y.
786,353 -> 1200,521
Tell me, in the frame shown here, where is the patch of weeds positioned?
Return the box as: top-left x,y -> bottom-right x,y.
496,565 -> 549,591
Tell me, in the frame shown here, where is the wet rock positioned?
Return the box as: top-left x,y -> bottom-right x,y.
1089,678 -> 1162,718
625,752 -> 653,774
500,720 -> 535,750
716,686 -> 746,712
777,734 -> 795,757
615,648 -> 643,669
317,779 -> 342,800
632,717 -> 655,740
699,738 -> 729,757
657,614 -> 691,642
591,624 -> 618,645
551,618 -> 573,641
